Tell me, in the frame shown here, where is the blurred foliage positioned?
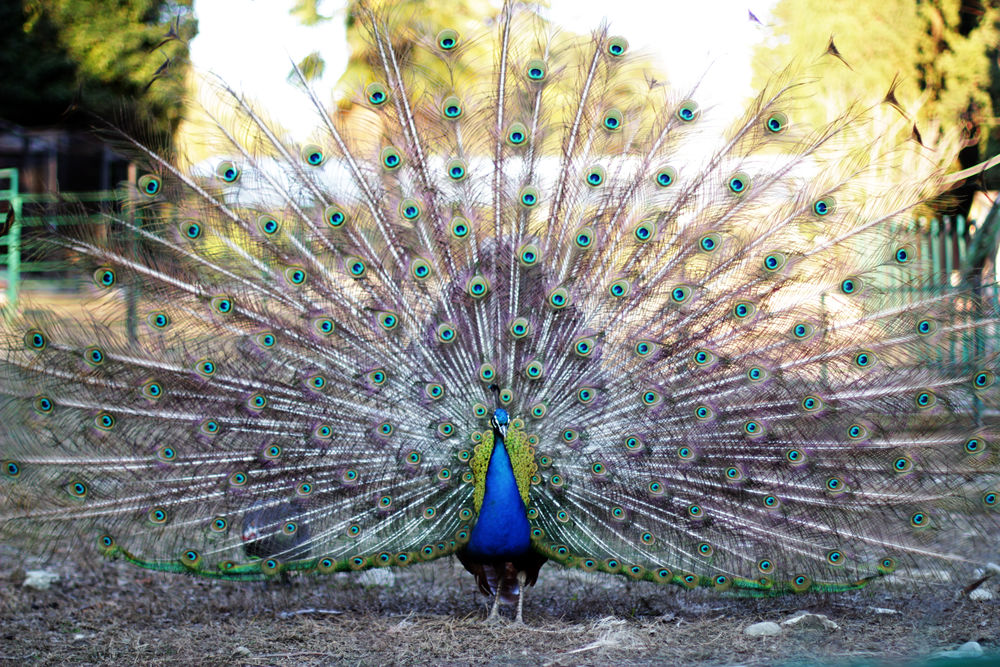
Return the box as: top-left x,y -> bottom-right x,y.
0,0 -> 197,147
753,0 -> 1000,197
294,52 -> 327,84
291,0 -> 336,26
291,0 -> 658,143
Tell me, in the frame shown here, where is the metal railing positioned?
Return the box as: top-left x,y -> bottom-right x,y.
0,167 -> 121,310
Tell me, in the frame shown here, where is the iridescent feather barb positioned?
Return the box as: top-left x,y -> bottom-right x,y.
1,1 -> 999,623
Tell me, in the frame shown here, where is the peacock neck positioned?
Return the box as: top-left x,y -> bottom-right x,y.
465,429 -> 532,560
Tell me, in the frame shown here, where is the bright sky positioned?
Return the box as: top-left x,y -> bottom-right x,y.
190,0 -> 776,138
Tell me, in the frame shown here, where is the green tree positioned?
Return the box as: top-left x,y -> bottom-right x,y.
753,0 -> 1000,203
0,0 -> 197,146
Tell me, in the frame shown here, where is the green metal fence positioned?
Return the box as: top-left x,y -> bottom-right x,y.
0,167 -> 121,311
0,168 -> 20,310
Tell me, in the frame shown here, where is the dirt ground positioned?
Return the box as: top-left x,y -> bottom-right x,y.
1,544 -> 998,667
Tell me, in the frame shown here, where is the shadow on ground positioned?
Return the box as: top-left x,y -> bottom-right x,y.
1,544 -> 998,666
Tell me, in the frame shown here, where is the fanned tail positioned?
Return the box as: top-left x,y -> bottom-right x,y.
2,2 -> 998,595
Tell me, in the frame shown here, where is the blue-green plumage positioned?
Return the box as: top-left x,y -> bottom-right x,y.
465,410 -> 532,560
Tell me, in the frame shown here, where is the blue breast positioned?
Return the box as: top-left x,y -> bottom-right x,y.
465,436 -> 532,560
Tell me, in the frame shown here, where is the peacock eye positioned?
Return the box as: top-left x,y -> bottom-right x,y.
766,112 -> 788,132
518,244 -> 540,267
399,198 -> 421,220
437,28 -> 459,50
324,205 -> 349,228
216,161 -> 240,183
526,58 -> 547,81
813,196 -> 837,217
728,172 -> 750,194
450,216 -> 471,239
441,96 -> 463,120
365,82 -> 388,106
606,36 -> 628,57
608,280 -> 630,298
137,174 -> 161,195
507,122 -> 529,146
602,109 -> 623,132
301,144 -> 325,166
381,146 -> 403,170
518,185 -> 539,208
676,100 -> 699,122
410,258 -> 432,280
584,165 -> 605,187
633,221 -> 656,243
654,166 -> 676,187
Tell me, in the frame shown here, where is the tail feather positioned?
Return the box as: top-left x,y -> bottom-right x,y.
1,2 -> 998,595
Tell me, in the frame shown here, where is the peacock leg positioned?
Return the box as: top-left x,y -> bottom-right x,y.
514,570 -> 528,625
486,577 -> 504,622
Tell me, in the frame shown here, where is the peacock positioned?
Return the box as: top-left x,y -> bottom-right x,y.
2,0 -> 999,625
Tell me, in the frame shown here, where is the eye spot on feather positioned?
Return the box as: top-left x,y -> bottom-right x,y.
728,173 -> 750,194
602,109 -> 623,132
85,346 -> 106,366
410,258 -> 432,280
450,217 -> 471,239
606,36 -> 627,57
34,395 -> 54,414
813,196 -> 836,217
526,58 -> 547,81
766,112 -> 787,132
324,205 -> 348,228
693,403 -> 714,421
148,312 -> 171,329
608,279 -> 630,298
584,165 -> 605,186
446,158 -> 466,180
301,144 -> 325,165
137,174 -> 161,196
437,28 -> 459,50
518,244 -> 540,267
676,100 -> 699,122
381,147 -> 402,170
257,215 -> 280,236
506,122 -> 528,146
94,267 -> 116,288
365,82 -> 388,106
216,161 -> 240,183
399,199 -> 421,220
654,166 -> 676,187
25,329 -> 47,351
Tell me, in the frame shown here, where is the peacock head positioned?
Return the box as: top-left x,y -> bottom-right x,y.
490,408 -> 509,438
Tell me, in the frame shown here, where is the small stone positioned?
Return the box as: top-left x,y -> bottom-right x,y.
934,641 -> 984,659
744,621 -> 782,637
233,646 -> 252,658
22,570 -> 59,590
969,587 -> 994,601
869,607 -> 898,615
781,611 -> 839,630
